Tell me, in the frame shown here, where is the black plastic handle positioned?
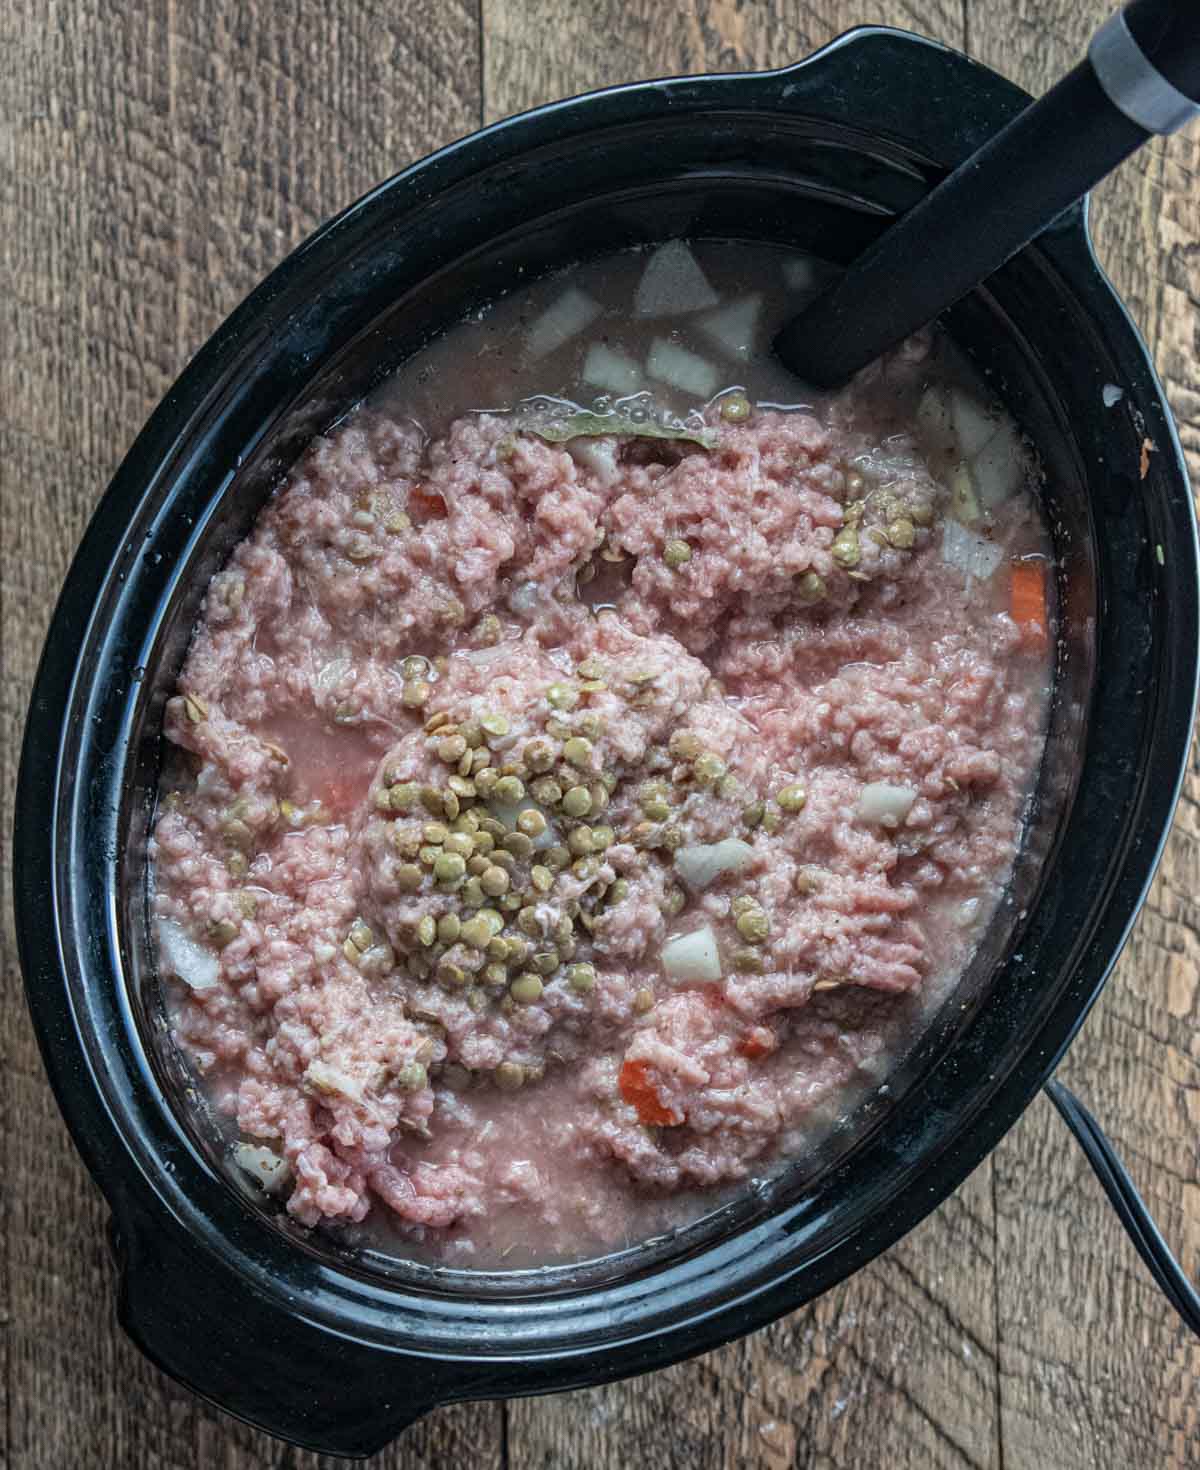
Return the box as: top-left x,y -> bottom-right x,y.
110,1207 -> 441,1458
776,1 -> 1200,387
1045,1079 -> 1200,1335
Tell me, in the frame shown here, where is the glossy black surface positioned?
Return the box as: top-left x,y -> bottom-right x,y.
13,27 -> 1199,1458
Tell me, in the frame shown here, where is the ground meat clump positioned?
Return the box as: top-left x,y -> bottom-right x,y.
151,388 -> 1049,1259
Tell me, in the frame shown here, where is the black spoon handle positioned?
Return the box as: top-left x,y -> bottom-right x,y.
776,0 -> 1200,389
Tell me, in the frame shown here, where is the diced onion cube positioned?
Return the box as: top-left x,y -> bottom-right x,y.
674,839 -> 756,889
857,782 -> 918,828
646,338 -> 720,399
696,295 -> 762,361
157,918 -> 220,991
634,241 -> 719,317
581,343 -> 642,395
941,519 -> 1004,581
527,286 -> 603,359
234,1143 -> 291,1194
661,925 -> 722,982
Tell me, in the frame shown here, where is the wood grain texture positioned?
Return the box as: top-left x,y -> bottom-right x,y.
2,0 -> 1198,1465
0,2 -> 493,1467
969,6 -> 1200,1469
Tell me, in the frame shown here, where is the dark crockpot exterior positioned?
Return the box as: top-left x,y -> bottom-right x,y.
13,27 -> 1199,1457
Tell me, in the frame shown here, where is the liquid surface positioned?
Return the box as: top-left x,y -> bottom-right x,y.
150,241 -> 1055,1267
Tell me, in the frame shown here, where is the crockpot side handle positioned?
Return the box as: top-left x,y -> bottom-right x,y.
1044,1079 -> 1200,1334
110,1208 -> 446,1456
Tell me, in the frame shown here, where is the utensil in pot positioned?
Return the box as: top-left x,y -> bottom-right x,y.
776,0 -> 1200,387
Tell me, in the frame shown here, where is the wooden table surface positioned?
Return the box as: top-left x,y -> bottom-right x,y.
3,1 -> 1199,1466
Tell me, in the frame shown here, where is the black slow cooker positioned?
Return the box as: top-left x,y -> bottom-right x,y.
13,26 -> 1198,1457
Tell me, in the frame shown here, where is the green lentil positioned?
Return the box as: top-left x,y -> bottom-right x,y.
390,782 -> 420,812
641,795 -> 671,821
488,848 -> 517,873
395,862 -> 423,893
438,961 -> 467,988
530,864 -> 554,893
348,918 -> 373,951
578,713 -> 602,740
736,908 -> 771,943
517,906 -> 545,938
502,831 -> 534,858
480,713 -> 510,739
461,876 -> 485,907
434,852 -> 466,883
467,853 -> 490,876
472,829 -> 495,853
831,527 -> 860,569
562,785 -> 592,818
563,737 -> 593,768
480,865 -> 511,897
546,682 -> 579,711
663,538 -> 693,569
591,824 -> 615,848
608,878 -> 630,904
693,753 -> 727,785
662,886 -> 686,917
517,807 -> 547,838
444,831 -> 475,857
437,734 -> 468,763
483,962 -> 508,987
417,915 -> 437,947
402,679 -> 431,709
419,785 -> 444,816
719,391 -> 751,422
525,740 -> 556,773
425,711 -> 451,734
669,731 -> 702,760
395,1062 -> 428,1091
544,844 -> 570,872
567,962 -> 596,994
797,571 -> 826,604
423,822 -> 448,845
475,768 -> 500,799
436,913 -> 461,945
495,1061 -> 526,1091
493,775 -> 525,804
510,973 -> 544,1004
733,948 -> 765,974
208,917 -> 239,948
532,949 -> 560,976
776,783 -> 807,812
887,518 -> 915,549
448,775 -> 475,800
532,777 -> 562,805
633,987 -> 654,1015
460,916 -> 493,949
567,826 -> 594,856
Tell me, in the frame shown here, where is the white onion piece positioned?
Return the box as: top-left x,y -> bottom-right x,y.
674,838 -> 756,889
916,386 -> 954,448
970,421 -> 1025,508
857,782 -> 918,828
696,294 -> 762,361
941,519 -> 1004,581
304,1060 -> 365,1102
634,241 -> 719,317
526,286 -> 602,359
234,1143 -> 291,1194
581,342 -> 642,394
948,462 -> 982,527
567,436 -> 620,485
509,581 -> 540,615
661,926 -> 722,982
157,918 -> 219,991
646,338 -> 720,399
949,389 -> 1000,458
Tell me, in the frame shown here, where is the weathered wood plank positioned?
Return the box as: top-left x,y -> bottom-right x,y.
0,0 -> 494,1464
971,4 -> 1200,1468
482,3 -> 1003,1466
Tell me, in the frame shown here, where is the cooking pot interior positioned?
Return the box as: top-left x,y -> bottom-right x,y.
117,112 -> 1098,1290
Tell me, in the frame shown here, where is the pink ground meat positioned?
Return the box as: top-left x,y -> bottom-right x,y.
151,387 -> 1049,1260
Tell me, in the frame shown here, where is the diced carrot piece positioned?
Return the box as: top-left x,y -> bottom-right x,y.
618,1059 -> 683,1127
1010,562 -> 1049,649
736,1026 -> 776,1061
409,485 -> 448,521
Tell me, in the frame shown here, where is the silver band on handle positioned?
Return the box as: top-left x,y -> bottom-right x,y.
1089,10 -> 1200,136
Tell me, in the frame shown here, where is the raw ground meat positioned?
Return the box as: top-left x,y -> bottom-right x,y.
151,352 -> 1050,1263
